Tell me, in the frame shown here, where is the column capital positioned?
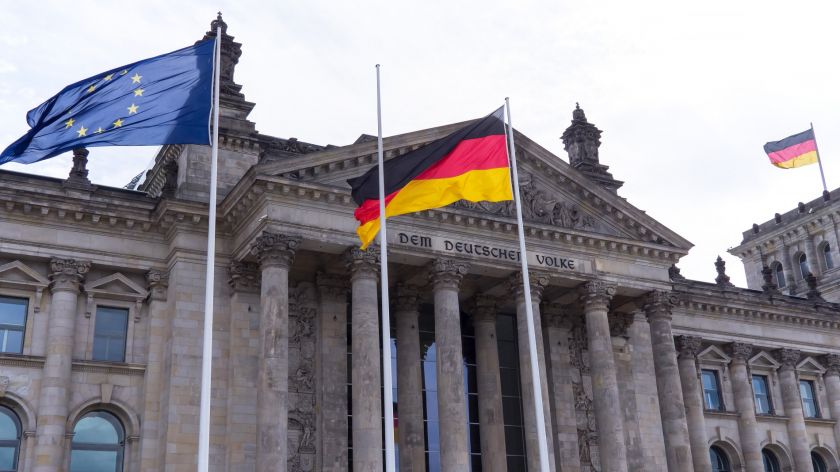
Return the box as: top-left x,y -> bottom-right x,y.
507,271 -> 549,303
316,272 -> 349,301
250,231 -> 300,269
578,280 -> 616,309
429,258 -> 469,290
728,342 -> 754,362
394,284 -> 420,311
643,290 -> 677,321
471,295 -> 497,324
344,246 -> 380,282
676,335 -> 703,360
49,258 -> 90,293
228,261 -> 261,294
823,354 -> 840,377
776,348 -> 801,370
146,269 -> 170,301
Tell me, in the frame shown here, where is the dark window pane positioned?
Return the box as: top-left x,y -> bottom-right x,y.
0,446 -> 15,469
471,454 -> 483,471
0,297 -> 26,326
70,450 -> 118,472
502,396 -> 523,426
469,423 -> 481,453
505,426 -> 524,455
774,264 -> 786,288
497,343 -> 519,368
495,315 -> 516,342
752,375 -> 772,414
92,307 -> 128,362
702,370 -> 722,410
468,395 -> 479,421
799,380 -> 819,418
500,369 -> 520,396
0,409 -> 18,441
824,244 -> 835,270
507,455 -> 527,472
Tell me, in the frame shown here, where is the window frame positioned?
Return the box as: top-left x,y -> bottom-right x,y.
752,374 -> 774,415
798,253 -> 810,279
0,405 -> 21,472
86,300 -> 137,363
0,296 -> 28,356
761,448 -> 781,472
69,411 -> 125,472
772,261 -> 786,289
701,369 -> 725,411
799,379 -> 820,419
91,305 -> 130,363
811,451 -> 828,472
822,242 -> 835,271
0,289 -> 38,357
710,445 -> 731,472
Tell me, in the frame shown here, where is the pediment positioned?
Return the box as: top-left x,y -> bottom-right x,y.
698,345 -> 731,365
797,356 -> 825,375
255,120 -> 692,251
0,261 -> 48,287
750,351 -> 781,369
85,273 -> 148,301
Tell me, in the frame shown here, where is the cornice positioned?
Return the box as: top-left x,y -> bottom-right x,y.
731,206 -> 840,258
220,175 -> 687,266
71,360 -> 146,376
0,354 -> 45,369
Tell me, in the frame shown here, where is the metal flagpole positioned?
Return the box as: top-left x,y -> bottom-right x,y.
376,64 -> 397,472
197,24 -> 222,472
811,122 -> 828,193
504,97 -> 550,472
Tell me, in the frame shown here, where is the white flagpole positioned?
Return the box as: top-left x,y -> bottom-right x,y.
197,24 -> 222,472
811,122 -> 828,193
376,64 -> 397,472
505,97 -> 550,472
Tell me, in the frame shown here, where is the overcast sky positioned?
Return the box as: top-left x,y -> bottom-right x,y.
2,0 -> 838,286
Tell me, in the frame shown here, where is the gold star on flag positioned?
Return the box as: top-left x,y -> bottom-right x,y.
134,88 -> 144,97
87,85 -> 96,93
103,74 -> 113,81
120,69 -> 128,75
131,73 -> 142,84
127,103 -> 139,114
113,118 -> 124,128
77,126 -> 87,137
94,127 -> 104,134
64,118 -> 75,128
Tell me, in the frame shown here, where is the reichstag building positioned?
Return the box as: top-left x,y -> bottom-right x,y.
0,16 -> 839,472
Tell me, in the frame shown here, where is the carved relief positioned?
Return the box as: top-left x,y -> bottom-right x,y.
287,283 -> 317,471
569,319 -> 590,374
573,380 -> 600,471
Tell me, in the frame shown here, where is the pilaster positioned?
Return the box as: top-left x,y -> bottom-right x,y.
776,348 -> 811,472
394,284 -> 425,472
140,269 -> 169,472
471,295 -> 506,472
728,342 -> 763,472
675,335 -> 712,472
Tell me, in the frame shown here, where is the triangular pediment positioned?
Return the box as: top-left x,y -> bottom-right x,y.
750,351 -> 781,369
698,345 -> 731,365
85,273 -> 148,300
797,356 -> 825,374
255,120 -> 692,252
0,261 -> 48,287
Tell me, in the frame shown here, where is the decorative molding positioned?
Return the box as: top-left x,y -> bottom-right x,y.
0,355 -> 45,369
697,345 -> 731,366
71,360 -> 146,376
394,284 -> 420,312
228,261 -> 260,294
0,260 -> 48,312
428,258 -> 469,290
728,342 -> 754,362
644,290 -> 677,321
471,295 -> 497,324
49,258 -> 90,293
797,356 -> 826,375
824,354 -> 840,377
344,246 -> 380,282
250,232 -> 300,269
507,271 -> 549,303
676,335 -> 703,360
145,269 -> 169,301
578,280 -> 615,309
776,348 -> 801,370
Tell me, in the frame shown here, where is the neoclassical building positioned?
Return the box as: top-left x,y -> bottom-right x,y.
0,15 -> 839,472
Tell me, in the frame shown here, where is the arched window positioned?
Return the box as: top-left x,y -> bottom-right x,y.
0,406 -> 21,471
773,262 -> 786,289
70,411 -> 124,472
710,446 -> 731,472
812,451 -> 828,472
762,449 -> 781,472
799,253 -> 810,279
823,243 -> 834,270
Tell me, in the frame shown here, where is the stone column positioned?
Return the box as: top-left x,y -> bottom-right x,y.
139,270 -> 169,472
675,335 -> 713,472
542,305 -> 581,472
472,296 -> 507,472
316,273 -> 350,472
345,247 -> 383,472
394,285 -> 426,472
728,342 -> 763,472
33,258 -> 89,471
643,291 -> 693,471
578,280 -> 627,472
429,258 -> 470,470
822,354 -> 840,459
509,273 -> 556,472
777,348 -> 811,472
251,232 -> 300,472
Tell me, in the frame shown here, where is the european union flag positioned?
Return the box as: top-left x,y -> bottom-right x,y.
0,40 -> 215,165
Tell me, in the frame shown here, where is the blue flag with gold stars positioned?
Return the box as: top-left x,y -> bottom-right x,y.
0,40 -> 215,165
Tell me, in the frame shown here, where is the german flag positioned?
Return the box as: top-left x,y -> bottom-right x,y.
764,129 -> 819,169
348,107 -> 513,248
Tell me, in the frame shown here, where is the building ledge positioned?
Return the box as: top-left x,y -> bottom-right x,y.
0,354 -> 45,369
704,409 -> 739,418
71,360 -> 146,376
804,417 -> 836,426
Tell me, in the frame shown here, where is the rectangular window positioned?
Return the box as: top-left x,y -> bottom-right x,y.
701,369 -> 723,411
800,380 -> 820,418
0,296 -> 27,354
752,375 -> 773,414
92,306 -> 128,362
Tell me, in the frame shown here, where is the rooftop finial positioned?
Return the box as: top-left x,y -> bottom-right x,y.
217,11 -> 223,21
715,256 -> 734,287
572,102 -> 587,122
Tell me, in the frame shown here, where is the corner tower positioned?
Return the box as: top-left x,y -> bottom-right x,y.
561,104 -> 623,192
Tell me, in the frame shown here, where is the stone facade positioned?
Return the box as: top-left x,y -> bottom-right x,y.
1,15 -> 840,472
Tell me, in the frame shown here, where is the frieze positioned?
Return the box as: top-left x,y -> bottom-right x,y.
287,283 -> 317,470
